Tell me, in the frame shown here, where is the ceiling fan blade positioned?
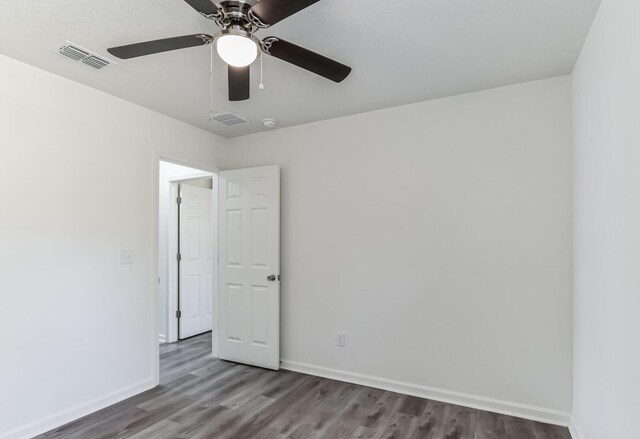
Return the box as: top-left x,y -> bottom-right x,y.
262,38 -> 351,83
249,0 -> 321,26
183,0 -> 221,16
107,34 -> 212,59
228,65 -> 250,101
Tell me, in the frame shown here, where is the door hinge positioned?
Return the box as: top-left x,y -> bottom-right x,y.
176,253 -> 182,262
176,196 -> 182,204
176,310 -> 182,319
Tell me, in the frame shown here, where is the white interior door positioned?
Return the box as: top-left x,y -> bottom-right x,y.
179,183 -> 214,339
218,165 -> 280,370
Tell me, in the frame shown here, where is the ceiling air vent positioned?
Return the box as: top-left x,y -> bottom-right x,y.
82,55 -> 110,70
56,42 -> 114,70
212,112 -> 248,127
59,45 -> 89,61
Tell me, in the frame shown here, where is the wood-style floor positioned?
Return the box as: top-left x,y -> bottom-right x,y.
38,332 -> 571,438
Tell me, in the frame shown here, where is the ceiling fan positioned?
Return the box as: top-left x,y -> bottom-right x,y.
107,0 -> 352,101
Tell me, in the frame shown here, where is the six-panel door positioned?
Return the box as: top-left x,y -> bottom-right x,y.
179,183 -> 214,339
218,166 -> 280,370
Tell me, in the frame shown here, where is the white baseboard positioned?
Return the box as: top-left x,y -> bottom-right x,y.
159,334 -> 167,343
568,416 -> 585,439
1,378 -> 155,439
280,360 -> 570,427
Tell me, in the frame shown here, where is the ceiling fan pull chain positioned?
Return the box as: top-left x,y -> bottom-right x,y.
259,54 -> 265,90
209,42 -> 214,121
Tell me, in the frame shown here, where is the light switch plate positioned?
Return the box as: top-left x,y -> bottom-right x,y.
120,249 -> 134,265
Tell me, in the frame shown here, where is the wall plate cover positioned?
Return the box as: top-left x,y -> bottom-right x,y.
120,249 -> 134,264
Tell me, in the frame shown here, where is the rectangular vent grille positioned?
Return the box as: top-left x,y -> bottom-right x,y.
82,55 -> 110,69
212,112 -> 248,126
57,42 -> 114,70
59,45 -> 89,61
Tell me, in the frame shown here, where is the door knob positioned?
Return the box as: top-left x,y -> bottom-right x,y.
267,274 -> 277,281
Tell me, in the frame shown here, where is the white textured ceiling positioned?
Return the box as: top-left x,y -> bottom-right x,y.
0,0 -> 600,138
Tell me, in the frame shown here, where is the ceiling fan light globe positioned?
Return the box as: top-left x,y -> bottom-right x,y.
217,35 -> 258,67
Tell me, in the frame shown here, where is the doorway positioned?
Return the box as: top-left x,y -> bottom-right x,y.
158,160 -> 216,345
177,180 -> 214,339
154,159 -> 281,387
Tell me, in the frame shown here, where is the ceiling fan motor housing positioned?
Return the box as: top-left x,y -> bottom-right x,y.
208,0 -> 266,33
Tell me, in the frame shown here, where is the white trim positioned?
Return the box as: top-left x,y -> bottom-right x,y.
280,360 -> 571,427
568,416 -> 585,439
210,173 -> 219,358
152,151 -> 161,386
1,378 -> 155,439
167,170 -> 211,182
158,334 -> 166,343
166,181 -> 180,343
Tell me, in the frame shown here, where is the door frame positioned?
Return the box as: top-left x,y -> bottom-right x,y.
152,153 -> 219,386
167,177 -> 213,343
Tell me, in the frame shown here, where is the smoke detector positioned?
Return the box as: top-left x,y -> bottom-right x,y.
263,118 -> 277,129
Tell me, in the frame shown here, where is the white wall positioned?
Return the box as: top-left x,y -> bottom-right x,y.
225,77 -> 573,422
571,0 -> 640,438
0,50 -> 576,436
158,162 -> 211,343
0,54 -> 226,438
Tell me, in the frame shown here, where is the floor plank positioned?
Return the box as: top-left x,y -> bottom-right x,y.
37,332 -> 571,439
407,399 -> 448,439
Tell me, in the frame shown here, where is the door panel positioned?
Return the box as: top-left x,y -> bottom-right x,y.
218,166 -> 280,370
179,183 -> 214,339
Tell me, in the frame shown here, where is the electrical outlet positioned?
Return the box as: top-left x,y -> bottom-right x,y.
337,333 -> 346,347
